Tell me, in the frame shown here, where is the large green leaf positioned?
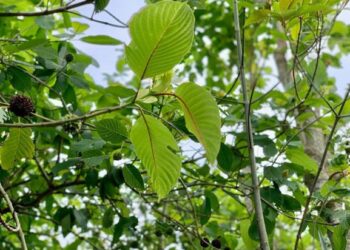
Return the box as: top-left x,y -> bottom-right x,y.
130,115 -> 181,198
1,128 -> 34,170
126,1 -> 195,79
175,83 -> 221,163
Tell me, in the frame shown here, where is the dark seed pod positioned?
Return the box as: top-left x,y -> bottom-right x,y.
63,122 -> 80,134
65,53 -> 74,63
211,239 -> 221,249
8,95 -> 35,117
200,237 -> 210,248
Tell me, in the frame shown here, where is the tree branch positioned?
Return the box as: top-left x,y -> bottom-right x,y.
0,183 -> 27,250
0,103 -> 130,128
0,0 -> 94,17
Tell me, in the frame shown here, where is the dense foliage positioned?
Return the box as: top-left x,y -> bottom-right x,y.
0,0 -> 350,249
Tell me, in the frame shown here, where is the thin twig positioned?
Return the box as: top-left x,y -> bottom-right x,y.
179,178 -> 201,239
67,11 -> 128,28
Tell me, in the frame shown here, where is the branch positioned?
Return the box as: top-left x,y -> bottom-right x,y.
0,0 -> 94,17
0,103 -> 130,128
294,85 -> 350,250
0,183 -> 27,250
232,1 -> 270,249
67,10 -> 128,28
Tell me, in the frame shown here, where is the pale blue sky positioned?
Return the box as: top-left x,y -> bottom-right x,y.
74,1 -> 145,84
74,1 -> 350,94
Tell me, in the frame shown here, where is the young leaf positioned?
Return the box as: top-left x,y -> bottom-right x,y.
122,164 -> 144,190
80,35 -> 122,45
0,128 -> 34,170
130,115 -> 181,198
126,1 -> 195,79
95,118 -> 128,143
175,83 -> 221,163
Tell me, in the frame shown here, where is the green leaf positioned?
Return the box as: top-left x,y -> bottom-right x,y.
122,164 -> 145,190
279,0 -> 294,13
126,0 -> 195,79
7,66 -> 32,91
217,143 -> 234,173
175,83 -> 221,163
113,216 -> 138,243
245,9 -> 270,26
73,209 -> 88,230
70,139 -> 105,153
241,219 -> 258,249
1,128 -> 34,170
333,225 -> 347,250
200,196 -> 211,225
102,207 -> 114,228
80,35 -> 122,45
130,115 -> 182,198
95,118 -> 128,144
286,148 -> 318,175
94,0 -> 110,12
254,134 -> 277,157
86,169 -> 99,188
35,16 -> 55,30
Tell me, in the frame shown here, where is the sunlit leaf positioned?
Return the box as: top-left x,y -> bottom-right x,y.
126,1 -> 195,79
1,128 -> 34,170
130,115 -> 181,198
175,83 -> 221,163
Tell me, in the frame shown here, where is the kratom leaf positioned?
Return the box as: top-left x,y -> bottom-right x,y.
130,115 -> 181,198
122,164 -> 144,190
1,128 -> 34,170
286,148 -> 318,175
126,0 -> 195,79
80,35 -> 122,45
175,83 -> 221,163
95,118 -> 128,143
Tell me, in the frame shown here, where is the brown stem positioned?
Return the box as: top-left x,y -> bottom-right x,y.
0,0 -> 94,17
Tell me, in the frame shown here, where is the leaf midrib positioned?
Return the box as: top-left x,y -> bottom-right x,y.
141,115 -> 158,181
140,3 -> 185,79
175,94 -> 208,152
